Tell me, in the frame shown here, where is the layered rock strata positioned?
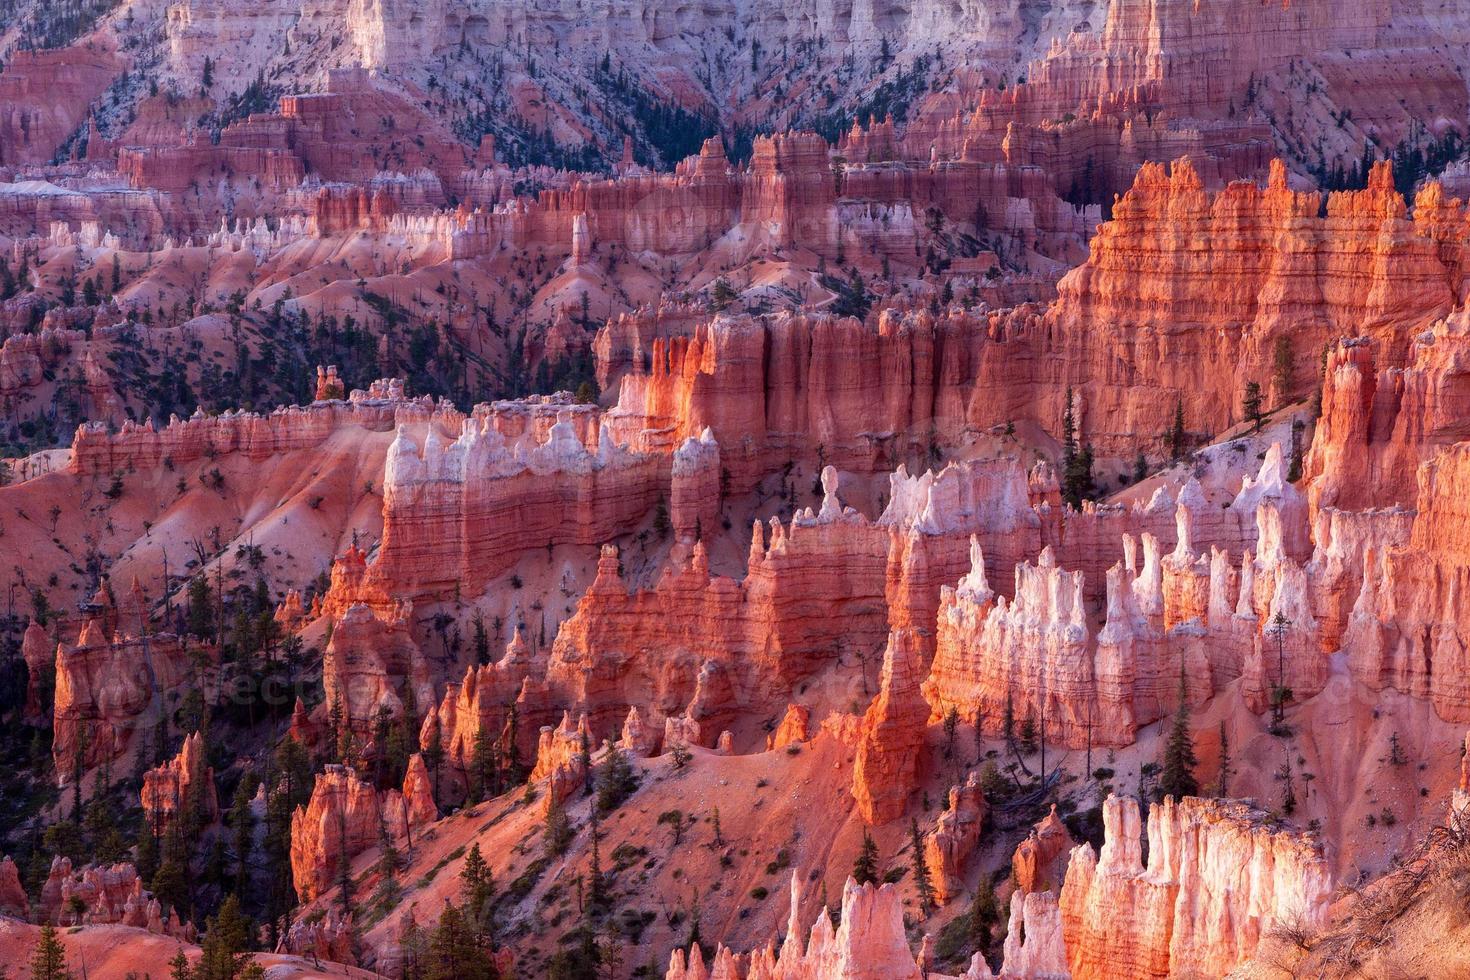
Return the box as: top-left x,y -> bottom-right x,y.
1059,795 -> 1332,980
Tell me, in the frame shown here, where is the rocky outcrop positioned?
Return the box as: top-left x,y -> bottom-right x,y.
141,731 -> 220,832
766,703 -> 811,751
0,46 -> 123,167
1000,890 -> 1070,980
548,515 -> 890,738
852,629 -> 929,825
52,621 -> 193,777
925,772 -> 987,904
278,907 -> 356,966
1334,441 -> 1470,722
0,856 -> 28,918
332,412 -> 666,607
1059,795 -> 1331,980
322,603 -> 433,749
289,763 -> 431,901
21,620 -> 51,723
68,383 -> 418,476
530,711 -> 590,813
420,627 -> 545,803
39,858 -> 193,938
927,463 -> 1320,749
604,310 -> 997,493
968,160 -> 1470,460
1013,805 -> 1075,897
665,875 -> 927,980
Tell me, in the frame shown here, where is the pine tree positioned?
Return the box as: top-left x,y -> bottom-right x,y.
1242,380 -> 1264,430
909,818 -> 934,912
1272,335 -> 1294,407
194,896 -> 256,980
1168,397 -> 1186,460
328,695 -> 350,765
226,779 -> 254,894
968,876 -> 999,955
472,613 -> 490,665
595,744 -> 639,815
460,843 -> 494,936
852,829 -> 879,885
587,808 -> 607,909
544,794 -> 573,858
1158,668 -> 1199,800
187,576 -> 214,639
467,729 -> 494,803
30,925 -> 71,980
1214,721 -> 1233,797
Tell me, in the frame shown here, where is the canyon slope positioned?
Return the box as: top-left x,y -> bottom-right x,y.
5,2 -> 1470,979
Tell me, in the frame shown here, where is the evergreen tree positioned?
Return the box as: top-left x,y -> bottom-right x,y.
1272,335 -> 1294,406
710,277 -> 737,312
460,843 -> 494,936
467,729 -> 495,803
1158,669 -> 1200,800
424,903 -> 499,980
587,808 -> 607,909
187,577 -> 214,639
909,817 -> 934,912
152,823 -> 191,918
472,613 -> 490,665
1214,721 -> 1233,797
1242,381 -> 1264,430
544,793 -> 573,857
595,744 -> 639,815
1168,398 -> 1187,460
29,925 -> 71,980
967,876 -> 999,955
194,896 -> 257,980
851,829 -> 879,885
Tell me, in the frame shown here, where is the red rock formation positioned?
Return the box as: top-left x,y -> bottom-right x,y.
420,627 -> 545,802
620,706 -> 658,757
322,603 -> 433,749
927,469 -> 1322,750
530,712 -> 590,813
0,46 -> 123,167
52,621 -> 194,776
141,731 -> 220,832
69,383 -> 417,476
969,160 -> 1470,459
546,502 -> 894,744
1012,805 -> 1076,897
1337,442 -> 1470,722
1060,795 -> 1331,980
605,310 -> 995,493
852,629 -> 929,825
766,704 -> 811,751
289,763 -> 430,902
278,908 -> 356,966
21,619 -> 51,723
335,412 -> 665,607
665,874 -> 927,980
401,754 -> 438,828
38,858 -> 192,938
925,771 -> 987,904
315,365 -> 347,401
999,889 -> 1070,979
0,856 -> 28,919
